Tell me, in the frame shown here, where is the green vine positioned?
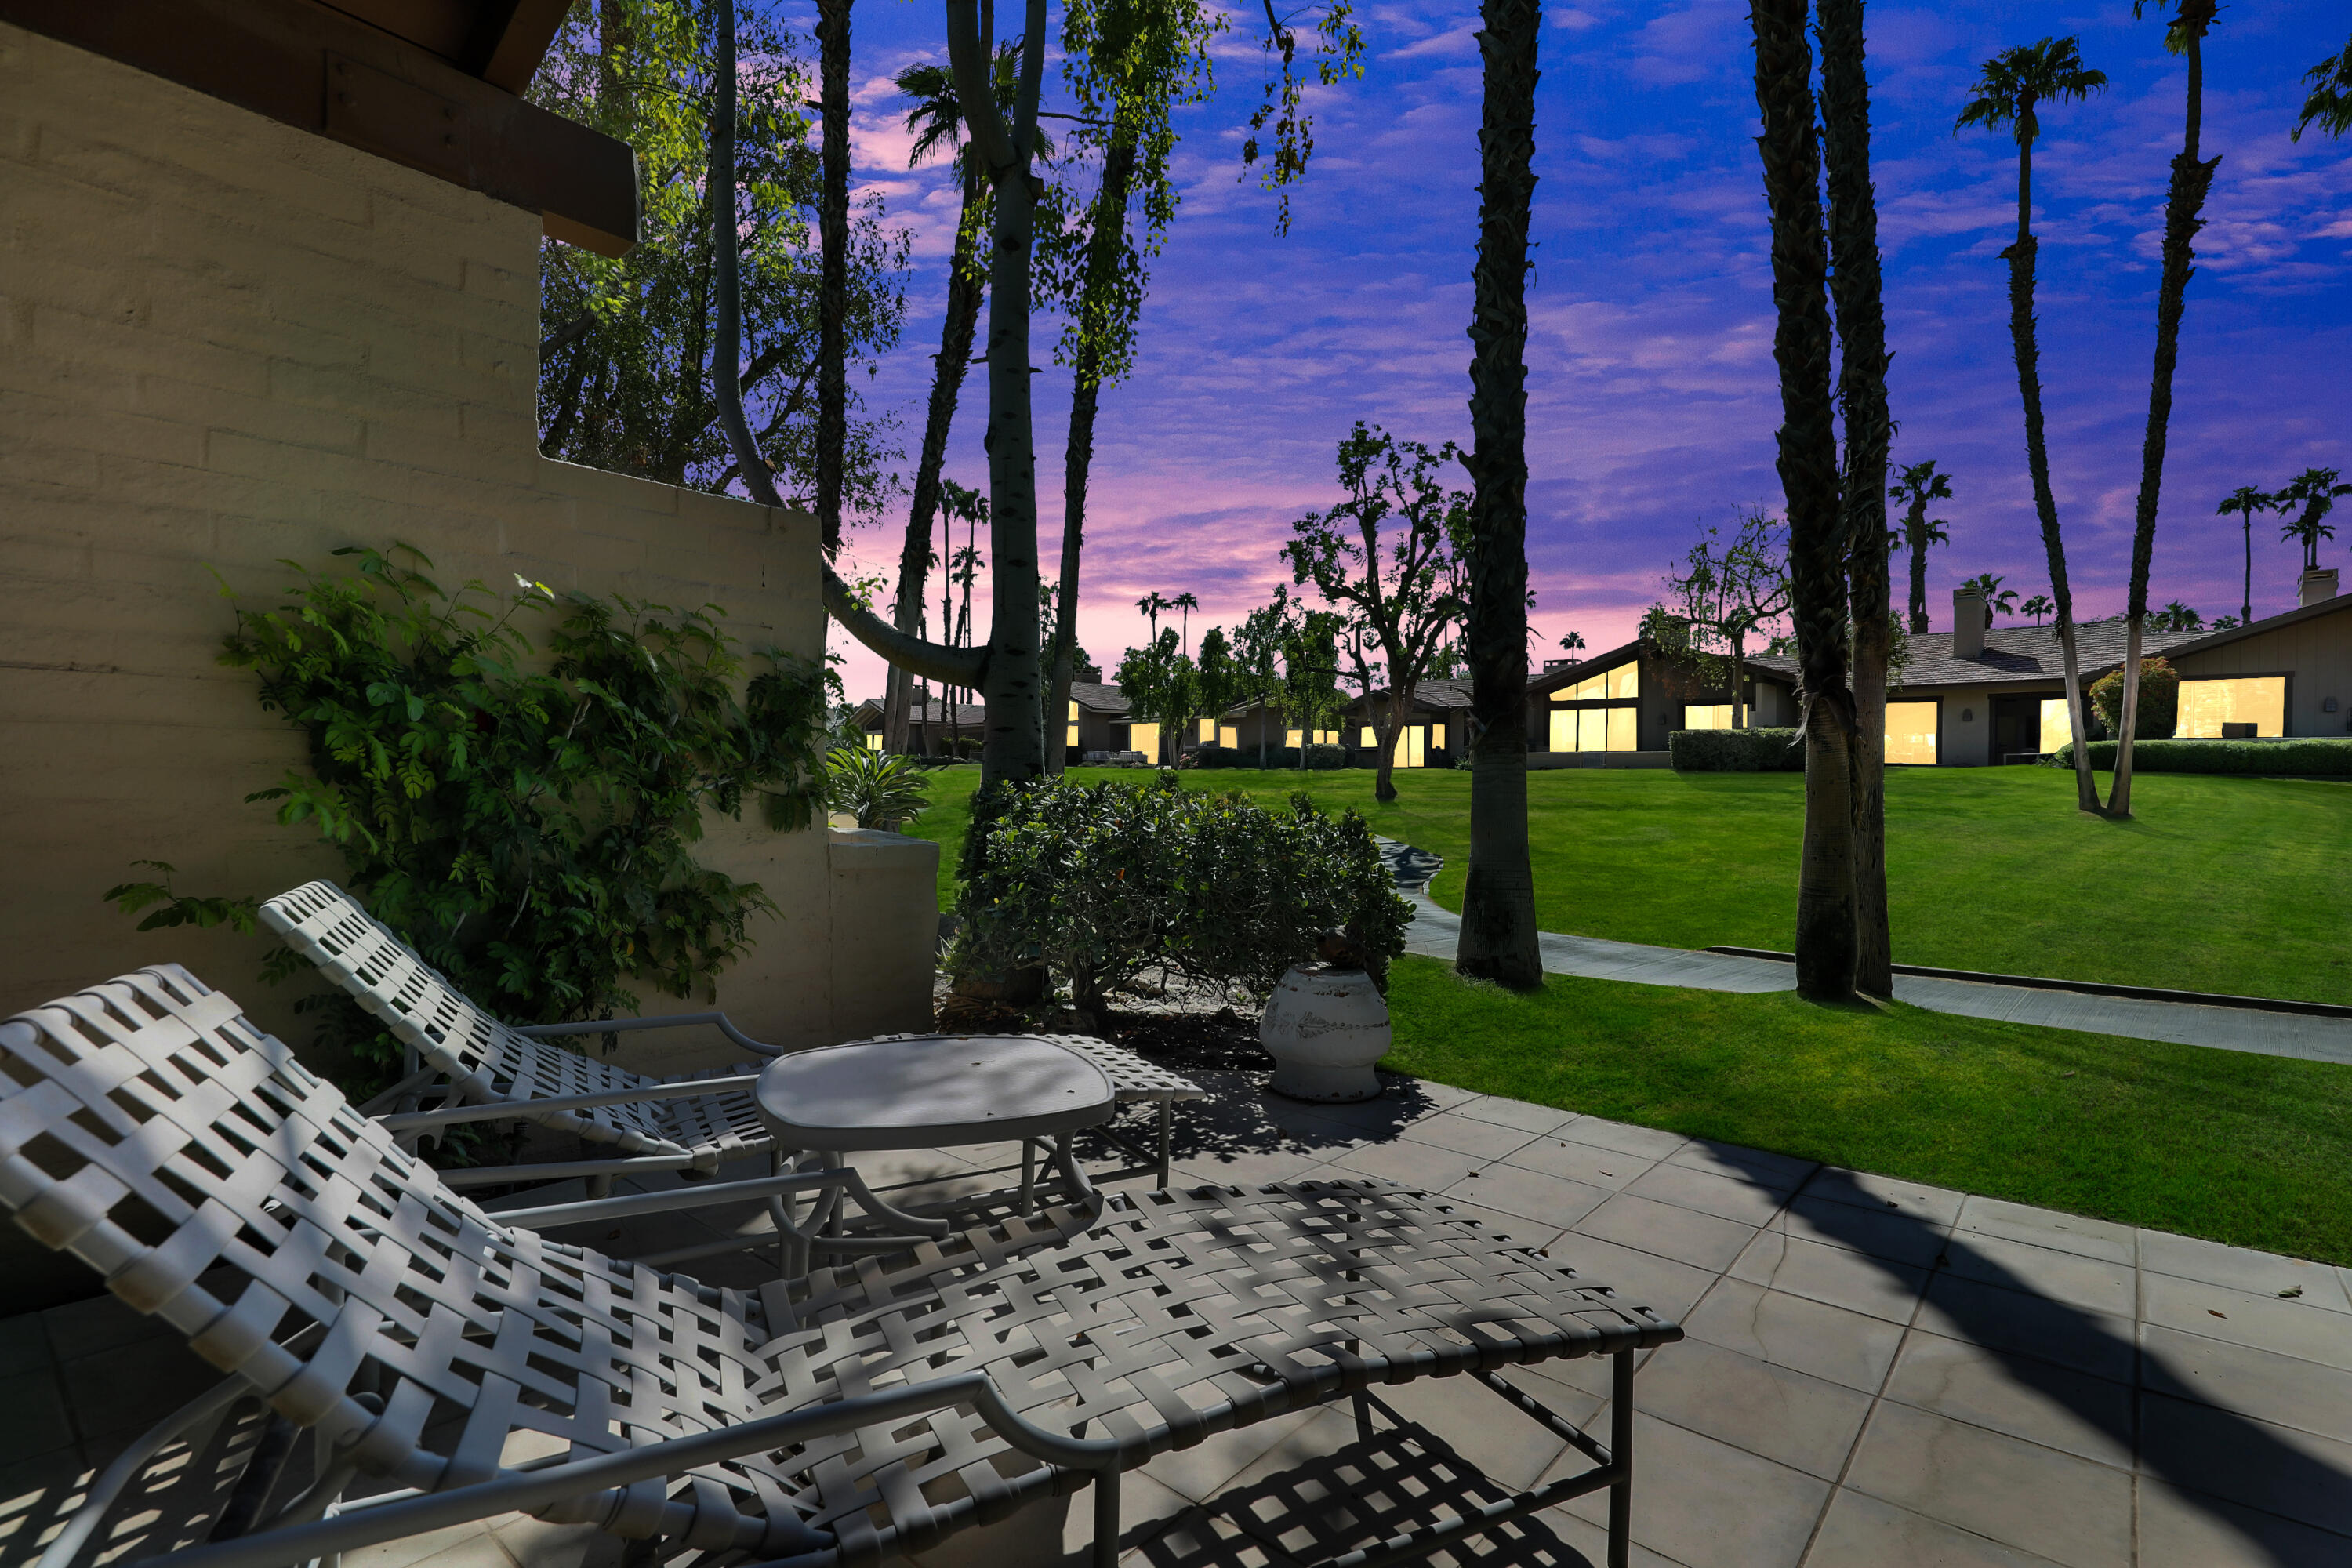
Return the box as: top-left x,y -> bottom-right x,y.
111,544 -> 829,1061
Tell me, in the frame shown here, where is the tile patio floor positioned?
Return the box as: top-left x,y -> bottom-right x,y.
5,1066 -> 2351,1568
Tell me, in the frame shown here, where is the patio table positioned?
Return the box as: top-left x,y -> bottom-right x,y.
754,1034 -> 1116,1261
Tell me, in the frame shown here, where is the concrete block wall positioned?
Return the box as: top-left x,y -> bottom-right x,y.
0,24 -> 926,1059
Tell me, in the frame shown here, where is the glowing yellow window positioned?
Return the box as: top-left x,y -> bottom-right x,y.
1389,727 -> 1426,768
1285,728 -> 1302,747
1218,725 -> 1238,749
1607,663 -> 1639,701
1068,701 -> 1080,720
1607,708 -> 1637,751
1886,702 -> 1939,764
2177,676 -> 2285,738
1548,708 -> 1572,751
2038,698 -> 2072,754
1195,718 -> 1214,742
866,731 -> 883,750
1684,704 -> 1732,731
1359,726 -> 1378,748
1066,724 -> 1080,746
1316,730 -> 1339,746
1129,722 -> 1159,758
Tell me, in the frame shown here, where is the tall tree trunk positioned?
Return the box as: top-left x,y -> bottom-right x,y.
2240,516 -> 2251,625
1730,630 -> 1748,727
1752,0 -> 1856,1003
1820,0 -> 1893,998
1457,0 -> 1542,990
1048,135 -> 1141,779
1905,504 -> 1929,632
2005,125 -> 2100,815
2111,9 -> 2218,819
958,0 -> 1049,790
815,0 -> 851,557
884,168 -> 988,753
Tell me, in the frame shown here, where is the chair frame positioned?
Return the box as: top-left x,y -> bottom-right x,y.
5,967 -> 1679,1568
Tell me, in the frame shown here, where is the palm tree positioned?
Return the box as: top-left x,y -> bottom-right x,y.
1957,572 -> 2016,624
2022,593 -> 2053,626
2148,600 -> 2202,633
2292,33 -> 2352,140
1889,459 -> 1953,632
1751,0 -> 1855,1002
880,54 -> 1008,754
1172,590 -> 1200,656
815,0 -> 850,560
1557,630 -> 1586,662
2216,484 -> 2271,624
1456,0 -> 1544,992
1958,35 -> 2107,815
1136,590 -> 1171,640
2110,0 -> 2223,821
2276,467 -> 2350,573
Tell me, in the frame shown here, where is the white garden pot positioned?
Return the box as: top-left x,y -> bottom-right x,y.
1261,965 -> 1392,1102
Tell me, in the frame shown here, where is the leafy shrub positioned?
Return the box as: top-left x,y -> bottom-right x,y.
1669,728 -> 1804,771
110,545 -> 828,1076
2045,738 -> 2352,776
1304,742 -> 1349,770
2088,657 -> 2179,739
825,745 -> 929,830
952,775 -> 1410,1015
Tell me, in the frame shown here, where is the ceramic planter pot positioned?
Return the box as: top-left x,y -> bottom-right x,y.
1261,964 -> 1391,1102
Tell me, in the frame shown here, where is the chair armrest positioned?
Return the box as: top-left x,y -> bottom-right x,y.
376,1073 -> 763,1133
494,1166 -> 950,1237
512,1011 -> 782,1058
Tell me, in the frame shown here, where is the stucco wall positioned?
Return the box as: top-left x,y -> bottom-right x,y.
0,24 -> 927,1058
2169,600 -> 2352,738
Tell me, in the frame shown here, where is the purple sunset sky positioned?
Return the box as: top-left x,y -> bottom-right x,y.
804,2 -> 2352,703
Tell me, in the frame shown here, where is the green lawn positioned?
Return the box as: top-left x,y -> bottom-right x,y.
907,764 -> 2352,1005
1385,956 -> 2352,1266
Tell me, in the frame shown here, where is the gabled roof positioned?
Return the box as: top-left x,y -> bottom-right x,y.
1747,618 -> 2207,691
2144,590 -> 2350,661
1526,640 -> 1641,696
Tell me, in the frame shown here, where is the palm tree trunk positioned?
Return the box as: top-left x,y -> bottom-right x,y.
1456,0 -> 1543,990
2241,516 -> 2252,624
1820,0 -> 1892,998
2111,16 -> 2219,818
1751,0 -> 1856,1004
814,0 -> 851,557
1906,507 -> 1929,632
1048,135 -> 1141,778
884,172 -> 988,755
2005,132 -> 2100,815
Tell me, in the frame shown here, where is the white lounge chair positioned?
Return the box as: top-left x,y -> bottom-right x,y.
2,967 -> 1680,1568
257,882 -> 1203,1207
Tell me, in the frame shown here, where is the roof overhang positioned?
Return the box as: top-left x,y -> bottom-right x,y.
3,0 -> 638,256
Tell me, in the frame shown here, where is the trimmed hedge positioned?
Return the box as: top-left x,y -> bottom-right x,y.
1178,743 -> 1348,770
2047,737 -> 2352,776
1670,728 -> 1804,771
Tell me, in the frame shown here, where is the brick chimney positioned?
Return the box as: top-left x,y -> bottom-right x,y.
2301,567 -> 2341,609
1952,587 -> 1986,659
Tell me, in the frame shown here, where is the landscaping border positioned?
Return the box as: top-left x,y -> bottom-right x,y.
1705,947 -> 2352,1021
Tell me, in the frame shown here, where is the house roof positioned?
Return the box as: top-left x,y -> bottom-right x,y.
1747,618 -> 2208,691
1526,640 -> 1642,696
2141,590 -> 2350,662
1069,681 -> 1130,716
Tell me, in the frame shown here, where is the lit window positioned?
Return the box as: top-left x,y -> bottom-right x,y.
2178,676 -> 2285,738
1548,709 -> 1573,751
1607,662 -> 1639,701
1285,728 -> 1303,748
1390,727 -> 1427,768
1066,725 -> 1080,746
1606,708 -> 1636,751
1197,718 -> 1217,742
1316,730 -> 1339,746
1683,705 -> 1733,731
1129,722 -> 1160,758
1360,726 -> 1379,748
1068,700 -> 1080,720
1886,701 -> 1938,764
1218,725 -> 1239,750
2038,698 -> 2071,754
866,731 -> 882,750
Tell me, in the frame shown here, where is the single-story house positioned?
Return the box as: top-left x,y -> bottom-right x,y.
1522,641 -> 1791,768
1743,574 -> 2352,765
852,696 -> 986,754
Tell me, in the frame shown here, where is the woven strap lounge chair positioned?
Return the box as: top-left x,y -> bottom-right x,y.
257,880 -> 1204,1192
2,967 -> 1682,1568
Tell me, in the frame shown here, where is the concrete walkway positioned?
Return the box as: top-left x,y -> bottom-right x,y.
1385,846 -> 2352,1068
